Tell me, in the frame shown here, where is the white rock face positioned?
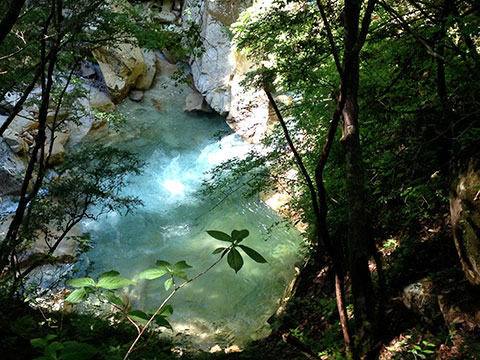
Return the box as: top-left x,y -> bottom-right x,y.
182,0 -> 272,142
184,89 -> 213,112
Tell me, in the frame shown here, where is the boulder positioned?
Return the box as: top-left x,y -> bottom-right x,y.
0,138 -> 25,196
183,90 -> 213,113
155,55 -> 178,75
154,11 -> 177,23
87,87 -> 115,111
1,111 -> 37,135
80,62 -> 96,78
402,279 -> 444,327
92,44 -> 147,102
162,49 -> 177,64
135,49 -> 157,90
450,149 -> 480,285
1,112 -> 37,154
46,108 -> 69,123
44,131 -> 70,165
162,0 -> 174,13
129,90 -> 144,102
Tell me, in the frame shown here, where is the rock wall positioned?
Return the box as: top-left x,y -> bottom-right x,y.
182,0 -> 271,143
450,148 -> 480,286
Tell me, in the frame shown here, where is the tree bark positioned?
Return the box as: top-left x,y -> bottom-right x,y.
341,0 -> 377,351
0,0 -> 26,45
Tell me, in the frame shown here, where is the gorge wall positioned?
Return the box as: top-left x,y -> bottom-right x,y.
182,0 -> 272,143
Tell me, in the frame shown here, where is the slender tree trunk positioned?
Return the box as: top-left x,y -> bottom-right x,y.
341,0 -> 377,351
0,0 -> 26,45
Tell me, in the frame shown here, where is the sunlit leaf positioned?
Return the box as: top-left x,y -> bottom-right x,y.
164,277 -> 174,291
206,230 -> 233,242
65,288 -> 90,303
67,277 -> 96,288
227,248 -> 243,273
239,245 -> 268,263
98,270 -> 119,280
97,273 -> 134,290
138,268 -> 168,280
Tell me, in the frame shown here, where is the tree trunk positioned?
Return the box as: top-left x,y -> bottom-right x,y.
0,0 -> 26,45
341,0 -> 377,351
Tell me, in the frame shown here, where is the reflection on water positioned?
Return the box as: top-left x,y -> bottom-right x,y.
78,75 -> 303,348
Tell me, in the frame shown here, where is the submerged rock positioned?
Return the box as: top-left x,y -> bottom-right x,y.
129,90 -> 144,102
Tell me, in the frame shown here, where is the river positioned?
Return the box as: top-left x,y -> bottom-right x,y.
77,73 -> 303,349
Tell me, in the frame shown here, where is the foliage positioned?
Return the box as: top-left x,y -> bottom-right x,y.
207,229 -> 268,272
62,229 -> 267,359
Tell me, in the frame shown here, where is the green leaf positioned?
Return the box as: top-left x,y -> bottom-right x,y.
102,291 -> 124,307
45,341 -> 64,358
45,334 -> 57,341
227,248 -> 244,273
164,277 -> 174,291
138,268 -> 168,280
212,247 -> 226,254
31,338 -> 48,348
65,288 -> 90,303
61,341 -> 97,360
127,310 -> 150,323
155,260 -> 171,269
231,229 -> 249,242
206,230 -> 233,242
173,270 -> 188,281
173,261 -> 192,272
98,270 -> 119,280
158,305 -> 173,317
239,245 -> 268,263
154,316 -> 172,330
66,277 -> 96,288
97,273 -> 134,290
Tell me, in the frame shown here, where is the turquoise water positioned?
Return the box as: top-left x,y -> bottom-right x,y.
79,75 -> 303,348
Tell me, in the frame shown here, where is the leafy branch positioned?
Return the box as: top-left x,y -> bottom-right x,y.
64,229 -> 268,359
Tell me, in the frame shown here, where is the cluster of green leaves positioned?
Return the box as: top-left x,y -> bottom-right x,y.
138,260 -> 192,291
207,229 -> 267,273
30,334 -> 97,360
65,266 -> 177,329
63,229 -> 268,339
